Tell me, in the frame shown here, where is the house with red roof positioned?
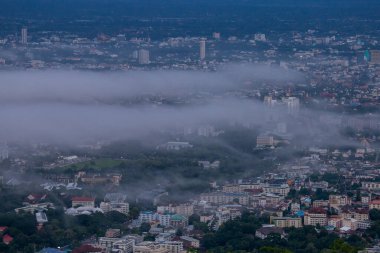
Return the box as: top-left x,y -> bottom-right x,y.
0,226 -> 7,234
72,197 -> 95,208
370,199 -> 380,210
2,234 -> 13,245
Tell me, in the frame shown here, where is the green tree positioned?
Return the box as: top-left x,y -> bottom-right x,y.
140,223 -> 151,233
370,209 -> 380,221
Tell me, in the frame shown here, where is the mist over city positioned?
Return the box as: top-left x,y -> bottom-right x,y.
0,1 -> 380,253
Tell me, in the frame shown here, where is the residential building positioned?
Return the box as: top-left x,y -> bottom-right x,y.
200,39 -> 206,60
262,184 -> 290,197
304,208 -> 328,226
270,216 -> 303,228
138,49 -> 150,64
21,27 -> 27,44
71,197 -> 95,208
255,226 -> 285,239
257,135 -> 274,147
329,195 -> 351,208
180,236 -> 200,249
362,182 -> 380,190
370,200 -> 380,210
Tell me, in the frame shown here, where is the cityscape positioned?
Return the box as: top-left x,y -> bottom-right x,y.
0,0 -> 380,253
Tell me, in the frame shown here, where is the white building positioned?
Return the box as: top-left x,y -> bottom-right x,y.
100,202 -> 129,215
283,97 -> 300,115
256,135 -> 274,147
254,33 -> 266,42
0,142 -> 9,160
200,39 -> 206,60
21,27 -> 28,44
138,49 -> 150,64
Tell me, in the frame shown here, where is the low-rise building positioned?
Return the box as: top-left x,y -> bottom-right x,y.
362,182 -> 380,190
180,236 -> 200,249
304,208 -> 328,226
255,226 -> 285,239
370,200 -> 380,210
270,216 -> 303,228
200,192 -> 249,205
262,184 -> 290,197
72,196 -> 95,208
329,195 -> 351,208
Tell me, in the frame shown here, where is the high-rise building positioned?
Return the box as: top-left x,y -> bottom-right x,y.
199,39 -> 206,60
138,49 -> 150,64
21,27 -> 28,44
264,96 -> 276,107
283,97 -> 300,115
0,142 -> 8,161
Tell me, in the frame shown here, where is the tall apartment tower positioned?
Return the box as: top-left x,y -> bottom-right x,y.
199,39 -> 206,60
138,49 -> 150,64
283,97 -> 300,115
21,27 -> 28,44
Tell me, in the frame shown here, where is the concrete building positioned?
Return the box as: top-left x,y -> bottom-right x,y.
283,97 -> 300,115
329,195 -> 351,208
134,241 -> 183,253
200,192 -> 249,205
138,49 -> 150,64
256,135 -> 275,147
304,208 -> 328,226
370,200 -> 380,210
270,216 -> 303,228
0,142 -> 9,160
180,236 -> 200,249
199,39 -> 206,60
262,184 -> 290,197
113,239 -> 134,253
362,182 -> 380,190
21,27 -> 27,44
255,226 -> 285,239
71,197 -> 95,208
100,193 -> 129,215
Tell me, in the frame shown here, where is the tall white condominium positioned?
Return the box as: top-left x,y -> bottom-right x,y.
199,39 -> 206,60
283,97 -> 300,115
138,49 -> 150,64
0,142 -> 8,161
21,27 -> 28,44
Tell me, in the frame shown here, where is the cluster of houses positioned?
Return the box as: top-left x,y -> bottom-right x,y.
66,193 -> 129,216
191,145 -> 380,240
80,231 -> 197,253
0,227 -> 13,246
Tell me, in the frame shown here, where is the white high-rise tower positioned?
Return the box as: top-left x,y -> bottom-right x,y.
21,27 -> 28,44
283,97 -> 300,115
199,39 -> 206,60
